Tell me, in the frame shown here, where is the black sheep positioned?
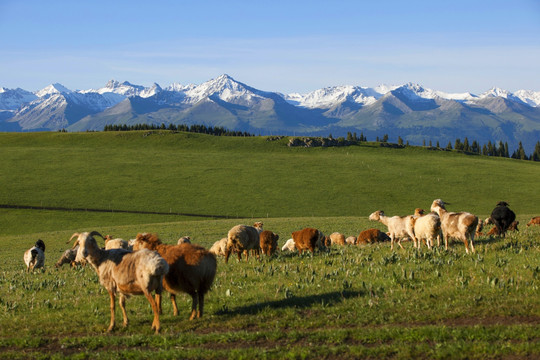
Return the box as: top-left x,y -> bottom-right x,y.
489,201 -> 516,236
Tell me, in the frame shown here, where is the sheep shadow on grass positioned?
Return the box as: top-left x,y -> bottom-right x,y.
215,290 -> 362,316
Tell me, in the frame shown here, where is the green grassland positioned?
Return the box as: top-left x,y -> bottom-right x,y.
0,131 -> 539,359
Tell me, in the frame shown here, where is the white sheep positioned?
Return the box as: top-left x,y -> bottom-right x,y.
408,211 -> 442,249
24,239 -> 45,271
104,235 -> 129,250
369,210 -> 415,250
345,236 -> 357,245
209,238 -> 228,256
430,199 -> 478,253
72,231 -> 169,333
281,238 -> 296,252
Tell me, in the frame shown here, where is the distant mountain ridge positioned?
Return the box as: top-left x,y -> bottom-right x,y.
1,74 -> 539,152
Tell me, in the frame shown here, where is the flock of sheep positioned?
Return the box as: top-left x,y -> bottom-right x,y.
22,198 -> 540,333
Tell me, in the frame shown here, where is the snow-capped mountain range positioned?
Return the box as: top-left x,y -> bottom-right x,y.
1,74 -> 539,152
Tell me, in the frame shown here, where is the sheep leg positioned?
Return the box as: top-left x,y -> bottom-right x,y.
144,291 -> 161,333
469,234 -> 476,253
224,248 -> 232,264
156,291 -> 163,315
107,291 -> 116,332
189,293 -> 198,320
244,250 -> 249,262
170,293 -> 179,316
119,294 -> 128,328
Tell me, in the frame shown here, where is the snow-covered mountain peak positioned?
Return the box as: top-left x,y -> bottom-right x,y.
140,83 -> 162,98
186,74 -> 263,103
481,87 -> 511,99
36,83 -> 72,97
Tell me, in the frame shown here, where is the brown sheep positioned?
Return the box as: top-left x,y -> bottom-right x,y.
133,233 -> 217,320
527,216 -> 540,227
291,228 -> 324,254
259,230 -> 279,256
225,222 -> 264,263
357,228 -> 390,245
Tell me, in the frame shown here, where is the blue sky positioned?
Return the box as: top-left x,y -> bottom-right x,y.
1,0 -> 539,94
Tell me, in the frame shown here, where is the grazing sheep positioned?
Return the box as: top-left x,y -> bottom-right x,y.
133,233 -> 216,320
104,235 -> 129,250
408,211 -> 442,249
24,239 -> 45,271
177,236 -> 191,244
72,231 -> 169,333
259,230 -> 279,256
281,238 -> 296,252
345,236 -> 357,245
486,220 -> 519,236
224,222 -> 264,263
356,228 -> 390,245
329,232 -> 346,246
527,216 -> 540,227
209,238 -> 228,256
489,201 -> 516,237
369,210 -> 415,250
55,246 -> 79,268
430,199 -> 478,253
291,228 -> 324,254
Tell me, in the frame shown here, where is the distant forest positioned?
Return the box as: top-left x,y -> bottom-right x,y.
99,123 -> 540,162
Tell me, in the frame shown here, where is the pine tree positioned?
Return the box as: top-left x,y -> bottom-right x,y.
398,136 -> 403,146
446,141 -> 453,150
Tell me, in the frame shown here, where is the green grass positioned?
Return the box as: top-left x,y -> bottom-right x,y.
0,131 -> 539,235
0,131 -> 539,358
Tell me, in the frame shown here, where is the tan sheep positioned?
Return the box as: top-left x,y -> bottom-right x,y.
72,231 -> 169,333
329,232 -> 346,246
345,236 -> 357,245
225,222 -> 264,263
430,199 -> 478,253
104,235 -> 129,250
209,238 -> 228,256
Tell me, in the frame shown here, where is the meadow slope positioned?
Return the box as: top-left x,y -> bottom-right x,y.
0,131 -> 539,359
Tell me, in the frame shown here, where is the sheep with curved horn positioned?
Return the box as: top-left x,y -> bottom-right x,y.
72,231 -> 169,333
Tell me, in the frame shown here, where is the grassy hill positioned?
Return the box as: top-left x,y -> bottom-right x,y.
0,131 -> 539,359
0,130 -> 538,235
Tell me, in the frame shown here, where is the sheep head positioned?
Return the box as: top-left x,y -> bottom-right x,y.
496,201 -> 509,207
368,210 -> 384,221
73,231 -> 104,263
35,239 -> 46,252
253,222 -> 263,230
430,199 -> 446,213
414,208 -> 425,216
